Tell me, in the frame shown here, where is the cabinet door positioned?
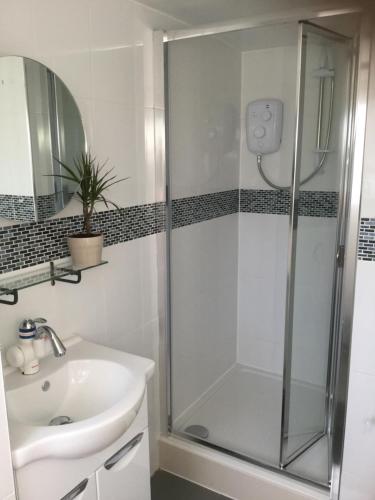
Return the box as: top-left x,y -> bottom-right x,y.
96,429 -> 150,500
60,474 -> 97,500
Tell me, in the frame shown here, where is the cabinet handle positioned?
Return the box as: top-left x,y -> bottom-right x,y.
104,432 -> 144,470
60,478 -> 88,500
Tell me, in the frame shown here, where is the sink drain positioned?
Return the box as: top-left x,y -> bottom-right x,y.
48,416 -> 74,426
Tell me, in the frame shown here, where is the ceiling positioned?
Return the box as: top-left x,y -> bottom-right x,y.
137,0 -> 361,26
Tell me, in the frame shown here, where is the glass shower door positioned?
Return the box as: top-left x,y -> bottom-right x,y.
280,22 -> 352,475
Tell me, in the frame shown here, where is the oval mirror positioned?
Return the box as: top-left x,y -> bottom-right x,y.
0,56 -> 85,222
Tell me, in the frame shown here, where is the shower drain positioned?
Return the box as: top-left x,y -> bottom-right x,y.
48,415 -> 74,426
184,424 -> 209,439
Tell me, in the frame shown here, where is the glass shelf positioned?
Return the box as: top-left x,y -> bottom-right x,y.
0,261 -> 108,305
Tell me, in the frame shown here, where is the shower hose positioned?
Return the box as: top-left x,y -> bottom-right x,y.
257,76 -> 334,191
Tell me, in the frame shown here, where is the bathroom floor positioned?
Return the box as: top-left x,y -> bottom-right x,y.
174,364 -> 329,485
151,471 -> 231,500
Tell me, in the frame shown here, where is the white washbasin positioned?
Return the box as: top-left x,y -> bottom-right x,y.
4,336 -> 155,469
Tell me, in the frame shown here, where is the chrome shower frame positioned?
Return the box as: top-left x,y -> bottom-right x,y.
160,7 -> 371,500
256,28 -> 337,192
279,19 -> 354,473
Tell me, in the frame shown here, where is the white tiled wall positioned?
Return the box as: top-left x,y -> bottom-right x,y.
237,42 -> 294,377
0,0 -> 185,222
0,0 -> 185,476
237,213 -> 288,374
167,35 -> 241,199
1,3 -> 373,497
167,34 -> 241,419
291,216 -> 338,386
171,215 -> 239,417
341,262 -> 375,500
237,35 -> 345,382
239,44 -> 297,190
0,237 -> 161,470
340,25 -> 375,500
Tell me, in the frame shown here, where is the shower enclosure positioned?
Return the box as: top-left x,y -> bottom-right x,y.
165,15 -> 358,490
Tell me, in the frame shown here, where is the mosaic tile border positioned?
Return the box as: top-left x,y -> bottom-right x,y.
172,190 -> 239,229
0,194 -> 36,222
358,218 -> 375,261
240,189 -> 290,215
172,189 -> 339,229
240,189 -> 338,218
36,194 -> 59,220
298,190 -> 339,218
0,202 -> 165,274
0,188 -> 340,275
0,193 -> 75,222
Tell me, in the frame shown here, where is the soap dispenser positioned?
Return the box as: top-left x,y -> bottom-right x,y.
6,318 -> 46,375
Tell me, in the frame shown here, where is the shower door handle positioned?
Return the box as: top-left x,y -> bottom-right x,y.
336,245 -> 345,267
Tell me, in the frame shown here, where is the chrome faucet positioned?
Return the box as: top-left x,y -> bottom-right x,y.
35,323 -> 66,357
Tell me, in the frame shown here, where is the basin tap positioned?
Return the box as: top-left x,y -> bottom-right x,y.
6,318 -> 67,375
36,325 -> 66,357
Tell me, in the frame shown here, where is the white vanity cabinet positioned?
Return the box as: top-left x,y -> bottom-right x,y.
96,429 -> 151,500
61,475 -> 97,500
15,394 -> 151,500
0,357 -> 15,500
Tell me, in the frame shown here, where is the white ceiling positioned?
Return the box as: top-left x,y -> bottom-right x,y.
137,0 -> 360,26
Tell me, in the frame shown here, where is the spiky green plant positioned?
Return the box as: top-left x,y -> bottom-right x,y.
52,152 -> 128,235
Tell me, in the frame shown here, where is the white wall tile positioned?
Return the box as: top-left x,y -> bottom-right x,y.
33,0 -> 91,56
167,32 -> 241,419
91,47 -> 136,107
0,237 -> 160,473
349,261 -> 375,376
0,0 -> 184,478
171,215 -> 239,418
152,31 -> 166,111
341,370 -> 375,500
168,35 -> 241,199
239,45 -> 297,190
291,216 -> 338,386
134,12 -> 155,111
237,213 -> 288,374
359,32 -> 375,218
91,99 -> 137,202
0,0 -> 37,58
0,238 -> 158,351
90,0 -> 135,50
342,30 -> 375,495
239,35 -> 349,193
52,53 -> 92,102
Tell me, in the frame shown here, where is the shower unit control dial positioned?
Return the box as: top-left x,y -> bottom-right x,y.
246,99 -> 283,155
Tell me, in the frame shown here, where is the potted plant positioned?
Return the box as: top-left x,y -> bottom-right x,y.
53,152 -> 127,267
